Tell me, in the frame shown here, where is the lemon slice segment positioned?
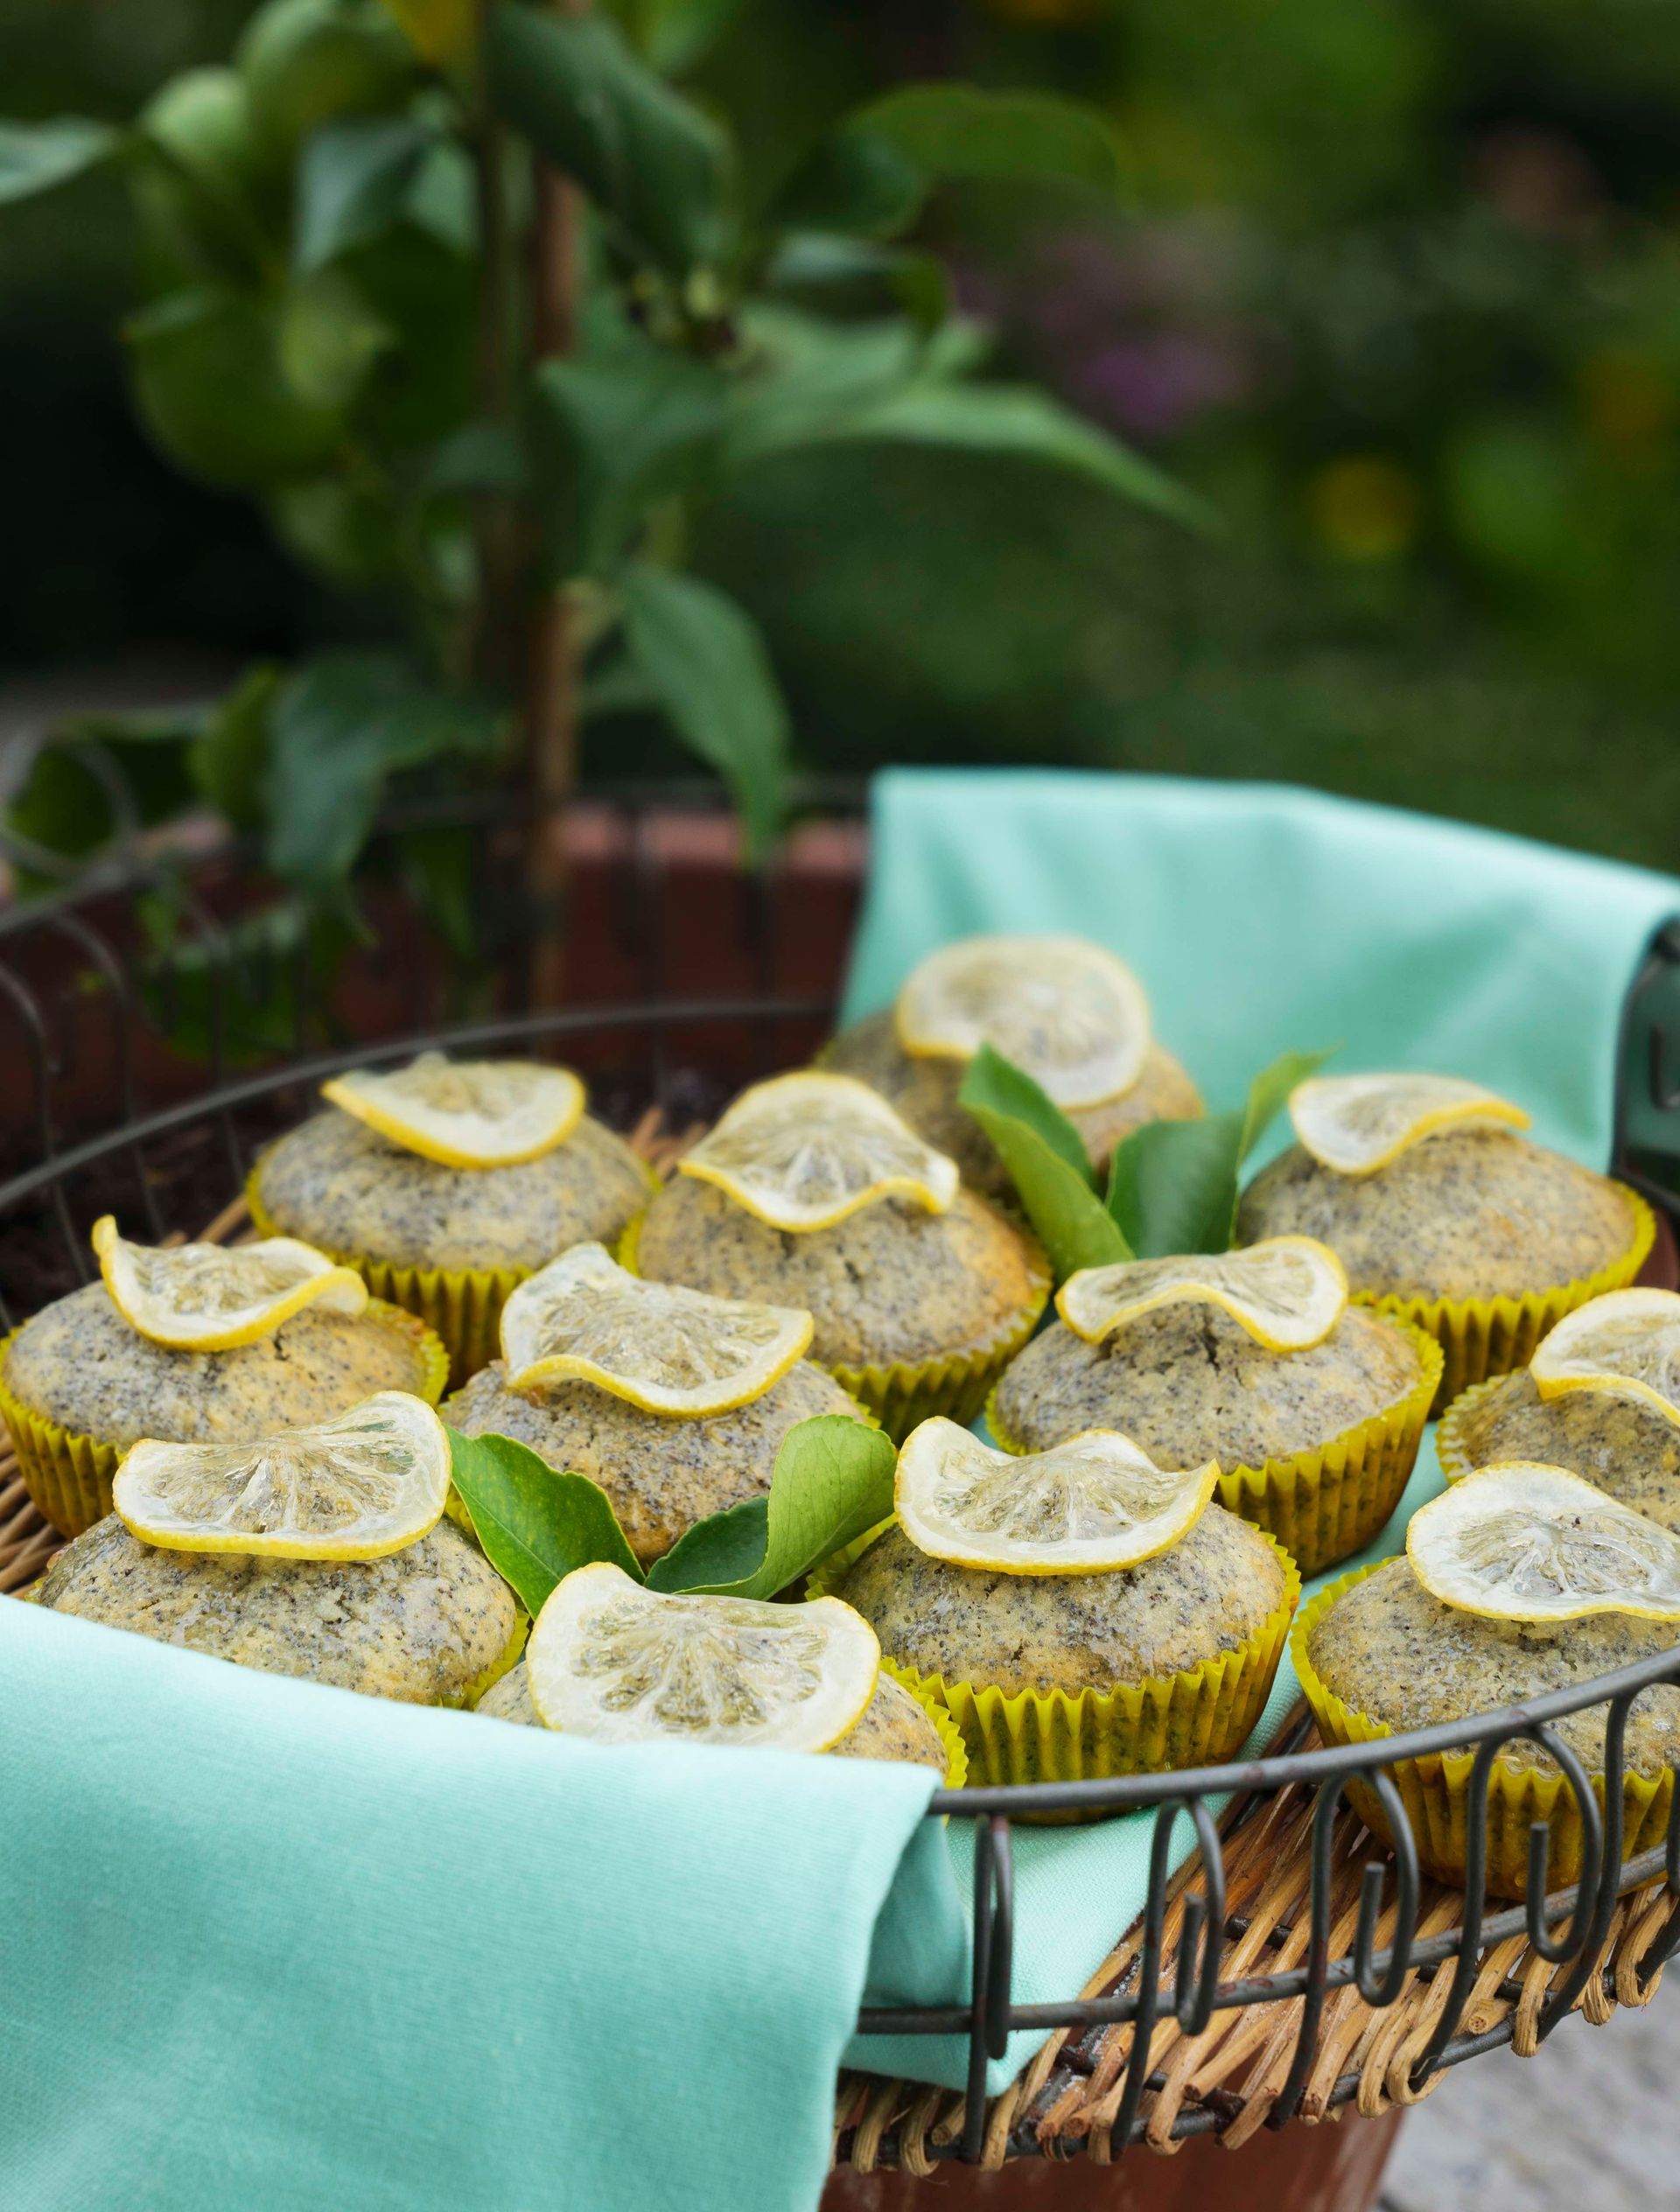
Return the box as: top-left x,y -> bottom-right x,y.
526,1563 -> 880,1748
1407,1462 -> 1680,1622
114,1391 -> 452,1559
321,1051 -> 586,1167
895,934 -> 1152,1108
93,1214 -> 368,1350
896,1415 -> 1218,1575
1290,1073 -> 1530,1176
1057,1236 -> 1347,1353
677,1071 -> 959,1230
500,1242 -> 813,1412
1529,1289 -> 1680,1429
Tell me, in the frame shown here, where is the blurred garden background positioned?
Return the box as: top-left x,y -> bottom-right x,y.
4,0 -> 1680,878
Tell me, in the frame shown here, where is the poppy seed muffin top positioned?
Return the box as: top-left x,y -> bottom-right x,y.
991,1303 -> 1423,1467
633,1176 -> 1046,1371
444,1357 -> 869,1564
36,1512 -> 516,1704
1236,1128 -> 1639,1304
2,1283 -> 435,1449
833,1506 -> 1285,1697
253,1106 -> 652,1274
822,1010 -> 1202,1199
1444,1369 -> 1680,1531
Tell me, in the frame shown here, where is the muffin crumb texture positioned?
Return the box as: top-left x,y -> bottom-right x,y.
1448,1370 -> 1680,1531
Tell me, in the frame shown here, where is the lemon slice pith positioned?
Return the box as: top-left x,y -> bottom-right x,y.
93,1214 -> 369,1350
896,1415 -> 1218,1575
894,934 -> 1152,1108
114,1391 -> 452,1559
676,1071 -> 960,1231
1406,1462 -> 1680,1622
1530,1289 -> 1680,1430
499,1242 -> 813,1412
1057,1236 -> 1347,1353
322,1052 -> 586,1168
526,1563 -> 880,1748
1290,1073 -> 1530,1177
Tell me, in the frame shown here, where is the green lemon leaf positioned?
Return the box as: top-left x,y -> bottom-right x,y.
648,1416 -> 895,1600
959,1045 -> 1130,1279
834,85 -> 1127,197
769,131 -> 927,242
1240,1046 -> 1337,1164
532,351 -> 727,579
294,114 -> 432,270
448,1427 -> 643,1616
190,664 -> 281,830
0,118 -> 122,205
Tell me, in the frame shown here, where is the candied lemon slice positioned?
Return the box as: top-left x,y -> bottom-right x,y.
677,1071 -> 959,1230
1407,1462 -> 1680,1622
1530,1288 -> 1680,1429
321,1051 -> 585,1167
114,1391 -> 452,1559
93,1214 -> 368,1351
1057,1236 -> 1347,1353
1289,1072 -> 1530,1176
894,933 -> 1151,1108
527,1563 -> 880,1748
896,1415 -> 1217,1575
500,1241 -> 812,1412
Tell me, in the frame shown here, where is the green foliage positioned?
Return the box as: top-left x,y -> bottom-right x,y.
0,118 -> 121,204
958,1046 -> 1130,1279
448,1430 -> 642,1617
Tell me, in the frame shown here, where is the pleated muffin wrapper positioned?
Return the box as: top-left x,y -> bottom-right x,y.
248,1159 -> 657,1389
808,1520 -> 1300,1816
1433,1374 -> 1508,1485
985,1317 -> 1443,1578
874,1660 -> 970,1791
1292,1562 -> 1675,1899
1352,1185 -> 1656,1415
618,1215 -> 1053,1445
0,1298 -> 450,1541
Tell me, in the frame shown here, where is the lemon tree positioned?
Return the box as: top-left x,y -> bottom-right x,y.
1290,1072 -> 1530,1176
115,1390 -> 452,1558
896,1415 -> 1217,1574
1056,1236 -> 1346,1352
500,1241 -> 812,1411
526,1562 -> 880,1746
677,1071 -> 959,1230
322,1051 -> 586,1166
1407,1463 -> 1680,1622
895,934 -> 1151,1107
1530,1288 -> 1680,1428
93,1214 -> 368,1349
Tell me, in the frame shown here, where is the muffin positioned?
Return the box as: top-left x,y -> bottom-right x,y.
0,1281 -> 445,1538
1296,1553 -> 1680,1894
1237,1076 -> 1653,1405
35,1508 -> 521,1706
1439,1370 -> 1680,1531
629,1074 -> 1051,1438
989,1245 -> 1440,1573
248,1058 -> 654,1384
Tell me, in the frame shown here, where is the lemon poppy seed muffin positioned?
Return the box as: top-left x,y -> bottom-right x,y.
444,1358 -> 871,1565
822,1009 -> 1201,1200
35,1510 -> 518,1705
1439,1369 -> 1680,1531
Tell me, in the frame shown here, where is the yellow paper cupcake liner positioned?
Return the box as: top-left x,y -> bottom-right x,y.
0,1299 -> 448,1541
1354,1186 -> 1656,1414
249,1162 -> 654,1387
879,1658 -> 970,1790
1434,1375 -> 1508,1484
619,1215 -> 1053,1444
985,1318 -> 1442,1578
1292,1563 -> 1673,1897
810,1521 -> 1299,1806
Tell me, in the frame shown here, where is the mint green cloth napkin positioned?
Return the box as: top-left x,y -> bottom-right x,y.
842,766 -> 1679,2096
0,1599 -> 957,2211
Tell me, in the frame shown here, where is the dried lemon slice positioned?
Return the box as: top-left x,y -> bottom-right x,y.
895,934 -> 1151,1108
93,1214 -> 368,1350
1407,1463 -> 1680,1623
1530,1289 -> 1680,1429
321,1051 -> 585,1167
1057,1236 -> 1347,1353
527,1563 -> 880,1748
1290,1072 -> 1530,1176
500,1242 -> 813,1412
114,1391 -> 452,1559
677,1071 -> 959,1230
896,1415 -> 1218,1575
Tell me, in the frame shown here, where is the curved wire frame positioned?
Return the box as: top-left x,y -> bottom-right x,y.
4,794 -> 1680,2164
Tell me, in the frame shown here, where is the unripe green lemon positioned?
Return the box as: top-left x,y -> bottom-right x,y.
237,0 -> 413,162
